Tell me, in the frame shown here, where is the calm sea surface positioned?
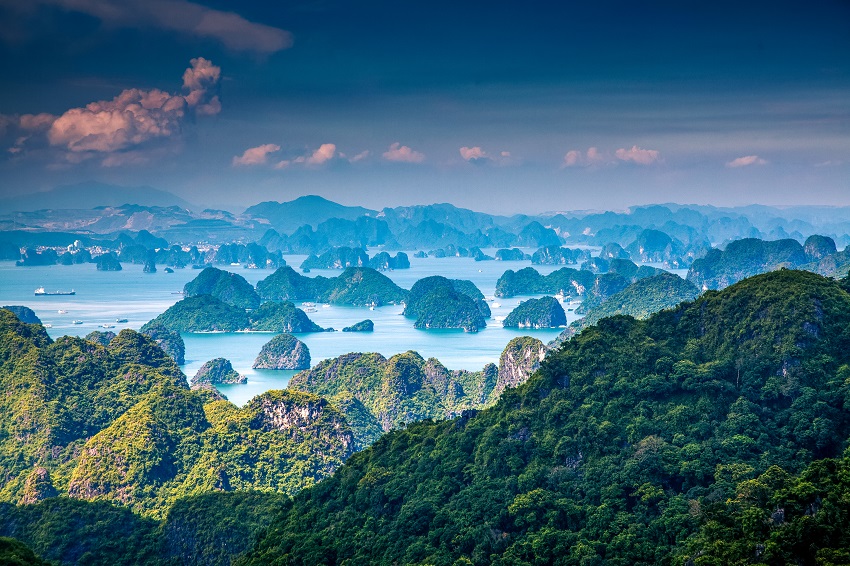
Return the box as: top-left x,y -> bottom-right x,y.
0,250 -> 685,405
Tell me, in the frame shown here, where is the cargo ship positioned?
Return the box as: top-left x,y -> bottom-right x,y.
34,287 -> 76,296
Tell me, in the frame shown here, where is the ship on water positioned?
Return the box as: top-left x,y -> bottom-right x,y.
34,287 -> 75,296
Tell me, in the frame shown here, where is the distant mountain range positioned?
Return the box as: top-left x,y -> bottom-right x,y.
244,195 -> 375,229
2,186 -> 850,260
0,182 -> 196,213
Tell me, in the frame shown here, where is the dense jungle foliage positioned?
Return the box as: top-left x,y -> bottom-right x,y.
3,270 -> 850,565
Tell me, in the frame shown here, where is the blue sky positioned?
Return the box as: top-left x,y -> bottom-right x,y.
0,0 -> 848,213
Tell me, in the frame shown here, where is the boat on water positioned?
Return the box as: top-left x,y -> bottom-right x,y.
302,302 -> 316,307
304,307 -> 318,313
57,309 -> 68,314
115,318 -> 128,323
35,287 -> 75,296
101,324 -> 115,329
43,324 -> 52,328
72,320 -> 83,325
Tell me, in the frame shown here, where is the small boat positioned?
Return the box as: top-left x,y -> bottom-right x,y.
72,320 -> 83,325
304,307 -> 318,313
302,302 -> 316,307
171,291 -> 185,295
492,303 -> 501,308
35,287 -> 75,296
369,306 -> 375,311
322,304 -> 330,308
58,309 -> 68,314
115,318 -> 128,323
44,324 -> 52,328
101,324 -> 115,329
230,262 -> 241,267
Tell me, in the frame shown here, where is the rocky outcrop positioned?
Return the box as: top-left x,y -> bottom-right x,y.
1,306 -> 41,325
19,466 -> 58,505
503,297 -> 566,328
253,334 -> 311,370
246,390 -> 355,454
342,319 -> 374,332
95,252 -> 122,271
804,235 -> 837,261
192,358 -> 246,385
85,330 -> 117,346
494,336 -> 545,396
141,323 -> 186,365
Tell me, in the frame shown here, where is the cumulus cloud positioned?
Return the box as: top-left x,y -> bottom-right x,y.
382,142 -> 425,163
233,143 -> 281,166
302,143 -> 336,166
44,58 -> 220,156
615,145 -> 661,165
268,143 -> 348,170
459,146 -> 515,166
563,147 -> 606,167
460,146 -> 487,161
23,0 -> 292,54
726,155 -> 768,168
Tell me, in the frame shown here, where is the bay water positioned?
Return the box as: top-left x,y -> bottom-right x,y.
0,250 -> 656,405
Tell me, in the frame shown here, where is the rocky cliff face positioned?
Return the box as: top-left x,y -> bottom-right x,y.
494,336 -> 545,396
192,358 -> 246,385
19,467 -> 58,505
247,390 -> 355,455
253,334 -> 310,370
141,323 -> 185,365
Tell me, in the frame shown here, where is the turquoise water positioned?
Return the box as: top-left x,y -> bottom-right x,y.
0,251 -> 591,405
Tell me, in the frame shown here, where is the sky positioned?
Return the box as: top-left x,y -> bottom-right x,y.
0,0 -> 848,214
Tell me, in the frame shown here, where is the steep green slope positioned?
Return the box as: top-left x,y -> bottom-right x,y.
687,238 -> 808,290
288,338 -> 545,449
240,270 -> 850,565
142,295 -> 250,333
248,301 -> 324,333
552,271 -> 700,346
257,266 -> 408,306
404,276 -> 490,331
183,267 -> 260,309
0,317 -> 356,521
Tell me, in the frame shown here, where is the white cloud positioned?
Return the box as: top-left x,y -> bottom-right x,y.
726,155 -> 768,168
615,145 -> 661,165
24,0 -> 292,54
382,142 -> 425,163
43,58 -> 220,157
233,143 -> 281,166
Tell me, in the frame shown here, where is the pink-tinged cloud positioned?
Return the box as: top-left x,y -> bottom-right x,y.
615,145 -> 661,165
19,113 -> 56,131
29,0 -> 292,54
460,146 -> 487,161
382,142 -> 425,163
726,155 -> 768,168
305,143 -> 336,165
233,143 -> 281,166
563,147 -> 606,167
46,58 -> 220,155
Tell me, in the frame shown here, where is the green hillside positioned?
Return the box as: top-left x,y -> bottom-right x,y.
239,270 -> 850,565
